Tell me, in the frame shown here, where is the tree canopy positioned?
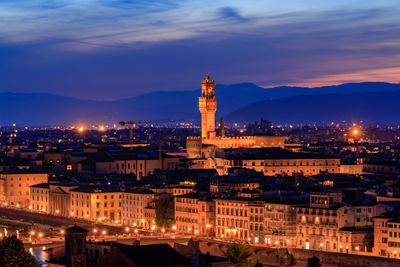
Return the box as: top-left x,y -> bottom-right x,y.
155,197 -> 175,227
0,235 -> 40,267
222,242 -> 254,267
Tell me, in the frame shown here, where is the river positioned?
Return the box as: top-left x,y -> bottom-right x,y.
29,247 -> 48,267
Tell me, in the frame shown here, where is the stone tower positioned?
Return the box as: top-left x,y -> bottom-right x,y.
199,71 -> 217,139
65,225 -> 88,267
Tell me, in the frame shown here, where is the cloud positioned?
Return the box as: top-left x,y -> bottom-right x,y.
217,6 -> 248,22
0,1 -> 400,100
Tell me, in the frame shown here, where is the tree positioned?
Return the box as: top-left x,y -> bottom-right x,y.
0,235 -> 40,267
307,256 -> 321,267
222,242 -> 254,267
155,197 -> 175,227
363,232 -> 374,252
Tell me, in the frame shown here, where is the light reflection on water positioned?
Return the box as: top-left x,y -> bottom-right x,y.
29,247 -> 48,267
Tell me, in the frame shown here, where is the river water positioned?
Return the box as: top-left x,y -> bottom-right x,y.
29,247 -> 48,267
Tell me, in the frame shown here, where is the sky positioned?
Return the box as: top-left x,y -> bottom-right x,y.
0,0 -> 399,100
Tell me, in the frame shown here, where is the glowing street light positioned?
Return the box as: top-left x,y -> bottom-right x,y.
172,225 -> 177,230
102,230 -> 106,235
60,230 -> 65,235
125,227 -> 130,233
93,229 -> 98,234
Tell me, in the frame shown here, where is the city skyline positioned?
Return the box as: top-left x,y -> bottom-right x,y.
1,0 -> 400,100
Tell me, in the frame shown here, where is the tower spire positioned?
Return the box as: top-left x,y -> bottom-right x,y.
206,70 -> 210,80
219,117 -> 225,137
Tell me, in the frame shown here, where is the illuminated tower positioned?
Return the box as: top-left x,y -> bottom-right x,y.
199,71 -> 217,139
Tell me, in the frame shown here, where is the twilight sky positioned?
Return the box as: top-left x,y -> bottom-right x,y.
0,0 -> 400,100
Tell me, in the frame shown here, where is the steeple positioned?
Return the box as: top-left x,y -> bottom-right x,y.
219,117 -> 225,137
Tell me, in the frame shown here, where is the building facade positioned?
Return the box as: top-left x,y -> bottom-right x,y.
121,189 -> 154,227
0,170 -> 48,207
70,187 -> 122,223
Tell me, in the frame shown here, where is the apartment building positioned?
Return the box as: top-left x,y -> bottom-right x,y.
70,187 -> 122,223
30,183 -> 49,213
296,192 -> 343,252
175,193 -> 215,235
264,199 -> 300,247
121,189 -> 154,227
214,198 -> 250,241
0,170 -> 48,207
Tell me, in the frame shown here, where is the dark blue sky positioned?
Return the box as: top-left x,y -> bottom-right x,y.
0,0 -> 400,100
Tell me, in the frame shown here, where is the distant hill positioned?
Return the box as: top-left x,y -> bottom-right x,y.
1,82 -> 400,125
225,90 -> 400,124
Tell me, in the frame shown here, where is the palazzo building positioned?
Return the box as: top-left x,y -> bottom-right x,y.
187,73 -> 285,158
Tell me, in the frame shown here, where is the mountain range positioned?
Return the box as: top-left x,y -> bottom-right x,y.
1,82 -> 400,125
